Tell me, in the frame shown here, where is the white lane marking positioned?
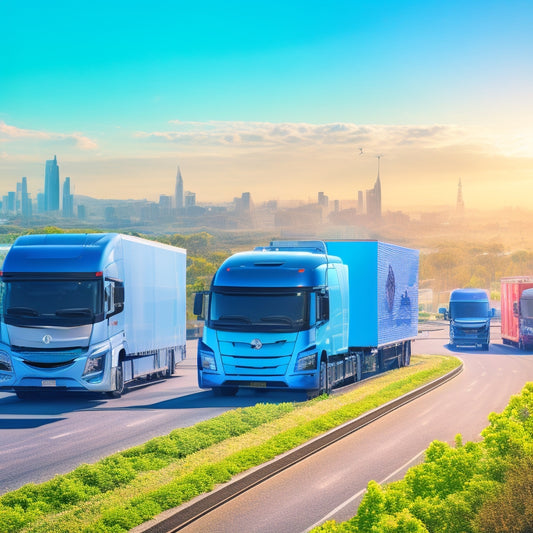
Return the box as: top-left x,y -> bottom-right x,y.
126,417 -> 158,428
50,432 -> 74,439
303,449 -> 426,533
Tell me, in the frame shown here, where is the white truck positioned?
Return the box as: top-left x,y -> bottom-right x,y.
0,233 -> 186,399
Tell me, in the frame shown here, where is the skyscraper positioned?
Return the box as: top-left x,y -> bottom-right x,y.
175,166 -> 184,209
21,177 -> 31,217
366,156 -> 382,219
44,155 -> 60,211
62,177 -> 74,217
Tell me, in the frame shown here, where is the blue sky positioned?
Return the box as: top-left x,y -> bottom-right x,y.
1,1 -> 532,209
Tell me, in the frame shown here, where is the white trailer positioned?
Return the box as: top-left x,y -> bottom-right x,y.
0,233 -> 186,399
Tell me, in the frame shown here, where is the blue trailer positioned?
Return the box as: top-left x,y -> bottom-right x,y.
439,288 -> 494,350
194,240 -> 419,397
0,233 -> 187,399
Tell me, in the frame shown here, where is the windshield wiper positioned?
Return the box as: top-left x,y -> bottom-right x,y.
55,308 -> 94,318
6,307 -> 39,317
213,315 -> 252,324
260,315 -> 294,326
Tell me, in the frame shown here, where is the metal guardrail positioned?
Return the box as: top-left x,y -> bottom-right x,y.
135,363 -> 463,533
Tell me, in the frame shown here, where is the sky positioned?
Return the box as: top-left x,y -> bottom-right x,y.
1,0 -> 532,211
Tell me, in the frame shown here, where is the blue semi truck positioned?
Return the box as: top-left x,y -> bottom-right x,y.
0,233 -> 187,399
194,240 -> 419,397
439,288 -> 495,350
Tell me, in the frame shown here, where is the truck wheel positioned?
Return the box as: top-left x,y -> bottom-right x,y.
319,359 -> 331,395
165,350 -> 175,378
107,364 -> 124,398
212,386 -> 238,396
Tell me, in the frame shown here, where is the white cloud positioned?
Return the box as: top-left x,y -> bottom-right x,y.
0,121 -> 98,151
135,120 -> 502,155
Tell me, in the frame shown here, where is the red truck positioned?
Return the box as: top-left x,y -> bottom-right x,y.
501,277 -> 533,349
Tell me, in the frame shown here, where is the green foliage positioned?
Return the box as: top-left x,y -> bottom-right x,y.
475,455 -> 533,532
0,402 -> 294,532
316,382 -> 533,533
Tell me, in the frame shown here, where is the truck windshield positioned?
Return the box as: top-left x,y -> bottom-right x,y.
209,288 -> 310,332
2,279 -> 104,326
450,301 -> 489,319
521,299 -> 533,319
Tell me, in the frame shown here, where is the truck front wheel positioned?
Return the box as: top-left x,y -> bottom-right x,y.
107,363 -> 124,398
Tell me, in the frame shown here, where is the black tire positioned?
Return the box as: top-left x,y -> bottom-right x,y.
319,359 -> 330,395
165,350 -> 175,378
307,358 -> 330,399
212,386 -> 238,397
107,363 -> 124,398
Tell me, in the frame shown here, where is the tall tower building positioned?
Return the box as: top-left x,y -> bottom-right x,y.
456,179 -> 465,215
366,155 -> 382,218
62,177 -> 74,217
44,155 -> 60,211
174,166 -> 184,209
21,177 -> 31,217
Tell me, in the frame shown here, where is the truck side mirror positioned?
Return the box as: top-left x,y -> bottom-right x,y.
194,291 -> 209,320
438,307 -> 448,320
106,279 -> 124,318
513,302 -> 519,317
114,282 -> 125,307
491,308 -> 495,318
105,281 -> 115,317
317,292 -> 329,322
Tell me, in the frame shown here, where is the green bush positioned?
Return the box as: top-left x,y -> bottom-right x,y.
314,383 -> 533,533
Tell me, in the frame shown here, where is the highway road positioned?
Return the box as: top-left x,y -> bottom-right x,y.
172,322 -> 533,533
0,339 -> 308,495
3,321 -> 533,533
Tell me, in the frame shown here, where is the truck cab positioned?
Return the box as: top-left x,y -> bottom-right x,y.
194,242 -> 347,396
518,288 -> 533,350
440,288 -> 495,350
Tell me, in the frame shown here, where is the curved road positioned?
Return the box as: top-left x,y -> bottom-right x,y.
2,322 -> 533,533
174,322 -> 533,533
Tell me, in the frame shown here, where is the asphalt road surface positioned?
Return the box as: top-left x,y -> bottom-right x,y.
174,322 -> 533,533
0,339 -> 308,494
3,321 -> 533,533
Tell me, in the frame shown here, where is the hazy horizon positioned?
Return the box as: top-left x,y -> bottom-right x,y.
1,2 -> 532,211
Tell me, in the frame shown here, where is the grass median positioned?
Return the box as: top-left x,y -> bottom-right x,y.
0,354 -> 460,533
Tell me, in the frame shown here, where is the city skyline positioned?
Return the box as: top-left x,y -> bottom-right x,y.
1,2 -> 532,211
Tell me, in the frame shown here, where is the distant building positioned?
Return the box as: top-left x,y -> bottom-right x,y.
184,191 -> 196,208
318,191 -> 329,208
456,179 -> 465,215
365,156 -> 382,219
44,155 -> 60,211
357,190 -> 364,213
77,205 -> 87,219
37,192 -> 46,213
21,177 -> 31,217
175,166 -> 184,209
62,177 -> 74,217
7,191 -> 15,213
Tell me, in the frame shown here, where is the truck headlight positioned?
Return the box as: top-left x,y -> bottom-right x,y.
0,351 -> 12,372
295,349 -> 317,371
198,340 -> 217,371
83,354 -> 106,376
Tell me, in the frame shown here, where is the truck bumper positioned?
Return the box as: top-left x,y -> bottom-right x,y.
0,350 -> 115,394
450,334 -> 489,348
199,371 -> 319,391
